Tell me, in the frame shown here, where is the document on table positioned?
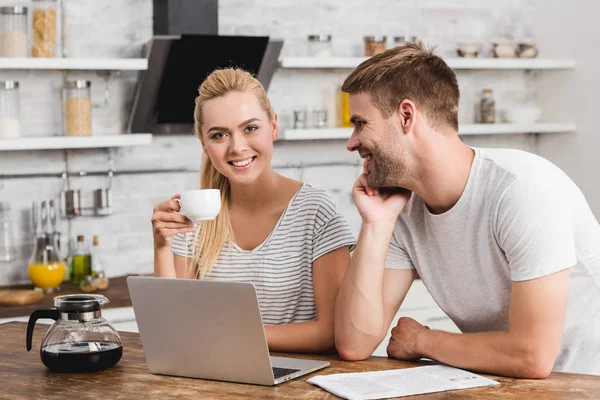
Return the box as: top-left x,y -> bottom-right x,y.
307,365 -> 499,400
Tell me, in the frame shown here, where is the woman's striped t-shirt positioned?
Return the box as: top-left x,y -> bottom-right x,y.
171,184 -> 356,326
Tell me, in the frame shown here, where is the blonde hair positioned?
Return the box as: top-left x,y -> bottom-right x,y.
341,42 -> 460,132
190,68 -> 274,278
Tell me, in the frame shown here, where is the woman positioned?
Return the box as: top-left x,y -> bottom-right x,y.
151,68 -> 355,353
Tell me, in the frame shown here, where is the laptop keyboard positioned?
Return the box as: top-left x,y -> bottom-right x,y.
272,367 -> 301,379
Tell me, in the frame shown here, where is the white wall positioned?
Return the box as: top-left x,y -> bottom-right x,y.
535,0 -> 600,219
0,0 -> 568,285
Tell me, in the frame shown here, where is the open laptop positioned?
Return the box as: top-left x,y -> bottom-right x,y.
127,276 -> 330,385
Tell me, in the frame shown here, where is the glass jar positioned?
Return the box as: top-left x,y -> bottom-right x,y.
364,36 -> 386,57
313,109 -> 327,129
480,89 -> 496,124
393,35 -> 418,47
293,109 -> 307,129
0,80 -> 21,139
0,201 -> 17,263
307,34 -> 332,57
31,0 -> 57,58
0,6 -> 28,57
64,80 -> 92,136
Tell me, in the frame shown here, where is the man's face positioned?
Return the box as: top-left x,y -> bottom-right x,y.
346,92 -> 413,188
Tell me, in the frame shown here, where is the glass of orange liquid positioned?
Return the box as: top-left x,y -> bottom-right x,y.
28,262 -> 66,293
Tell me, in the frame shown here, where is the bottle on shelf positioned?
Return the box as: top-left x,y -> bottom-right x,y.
340,89 -> 352,128
83,235 -> 109,291
70,234 -> 91,285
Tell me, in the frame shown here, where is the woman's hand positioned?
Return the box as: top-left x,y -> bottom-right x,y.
151,194 -> 194,249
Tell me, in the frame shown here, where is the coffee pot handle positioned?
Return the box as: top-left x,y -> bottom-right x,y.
26,309 -> 60,351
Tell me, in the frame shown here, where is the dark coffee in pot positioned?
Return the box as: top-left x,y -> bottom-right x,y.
41,341 -> 122,373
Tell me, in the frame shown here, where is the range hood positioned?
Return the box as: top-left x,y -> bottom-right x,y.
128,0 -> 283,134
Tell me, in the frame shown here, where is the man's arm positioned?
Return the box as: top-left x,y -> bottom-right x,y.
335,222 -> 415,360
335,175 -> 414,360
389,268 -> 569,378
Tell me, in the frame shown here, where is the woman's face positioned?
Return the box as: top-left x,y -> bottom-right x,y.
201,91 -> 278,186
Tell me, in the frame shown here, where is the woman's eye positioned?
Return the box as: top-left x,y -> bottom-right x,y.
245,125 -> 258,133
211,132 -> 225,140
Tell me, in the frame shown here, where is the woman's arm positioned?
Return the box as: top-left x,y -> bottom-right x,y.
152,194 -> 195,278
264,246 -> 350,353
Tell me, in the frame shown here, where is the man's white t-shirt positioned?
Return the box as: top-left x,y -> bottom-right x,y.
386,147 -> 600,374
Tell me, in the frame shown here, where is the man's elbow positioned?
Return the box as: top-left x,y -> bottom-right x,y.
516,350 -> 555,379
335,340 -> 375,361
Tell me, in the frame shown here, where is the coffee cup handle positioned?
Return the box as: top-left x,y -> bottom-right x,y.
174,198 -> 182,213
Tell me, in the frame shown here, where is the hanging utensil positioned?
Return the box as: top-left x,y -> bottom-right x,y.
31,202 -> 38,237
49,200 -> 61,254
40,201 -> 48,236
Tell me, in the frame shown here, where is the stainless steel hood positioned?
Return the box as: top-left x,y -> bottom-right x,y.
128,1 -> 283,134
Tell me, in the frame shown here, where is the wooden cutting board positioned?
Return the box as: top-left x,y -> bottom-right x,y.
0,290 -> 44,306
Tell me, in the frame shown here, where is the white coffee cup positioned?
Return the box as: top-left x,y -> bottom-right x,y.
176,189 -> 221,222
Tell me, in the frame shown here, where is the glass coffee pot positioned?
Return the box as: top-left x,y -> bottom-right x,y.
26,294 -> 123,372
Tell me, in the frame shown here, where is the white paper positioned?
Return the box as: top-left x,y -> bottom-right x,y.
307,365 -> 499,400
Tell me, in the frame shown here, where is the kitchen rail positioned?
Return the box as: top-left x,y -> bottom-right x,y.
0,161 -> 362,180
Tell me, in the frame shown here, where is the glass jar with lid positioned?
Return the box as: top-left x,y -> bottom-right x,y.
364,36 -> 386,57
307,34 -> 332,57
0,80 -> 21,139
32,0 -> 57,58
0,6 -> 28,57
480,88 -> 496,124
63,80 -> 92,136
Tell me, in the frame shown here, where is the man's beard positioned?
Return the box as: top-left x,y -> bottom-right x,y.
365,151 -> 396,188
365,131 -> 409,188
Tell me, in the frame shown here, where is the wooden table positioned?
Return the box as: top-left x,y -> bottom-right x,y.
0,275 -> 135,319
1,322 -> 599,399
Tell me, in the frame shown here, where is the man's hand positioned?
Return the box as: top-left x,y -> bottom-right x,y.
352,173 -> 412,225
386,317 -> 429,361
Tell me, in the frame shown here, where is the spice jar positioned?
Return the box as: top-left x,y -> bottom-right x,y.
31,0 -> 57,58
64,80 -> 92,136
480,89 -> 496,124
0,6 -> 28,57
364,36 -> 386,57
0,81 -> 21,139
307,35 -> 332,57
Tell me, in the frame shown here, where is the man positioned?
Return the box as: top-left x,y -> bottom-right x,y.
334,42 -> 600,377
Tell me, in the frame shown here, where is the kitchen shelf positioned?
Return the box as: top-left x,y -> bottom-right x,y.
0,57 -> 148,70
0,134 -> 152,151
279,57 -> 576,70
282,123 -> 577,140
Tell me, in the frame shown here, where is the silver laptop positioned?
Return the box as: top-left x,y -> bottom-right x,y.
127,276 -> 329,385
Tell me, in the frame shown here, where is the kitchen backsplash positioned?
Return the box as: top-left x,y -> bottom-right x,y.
0,0 -> 539,285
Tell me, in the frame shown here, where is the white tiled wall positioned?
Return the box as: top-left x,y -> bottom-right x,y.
0,0 -> 539,286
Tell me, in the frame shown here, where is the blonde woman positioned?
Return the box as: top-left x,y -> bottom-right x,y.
151,68 -> 355,354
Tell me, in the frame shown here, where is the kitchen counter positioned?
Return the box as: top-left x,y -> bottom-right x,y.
2,322 -> 599,399
0,275 -> 135,319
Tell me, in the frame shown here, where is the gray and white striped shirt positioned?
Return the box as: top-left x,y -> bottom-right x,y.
172,184 -> 356,325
